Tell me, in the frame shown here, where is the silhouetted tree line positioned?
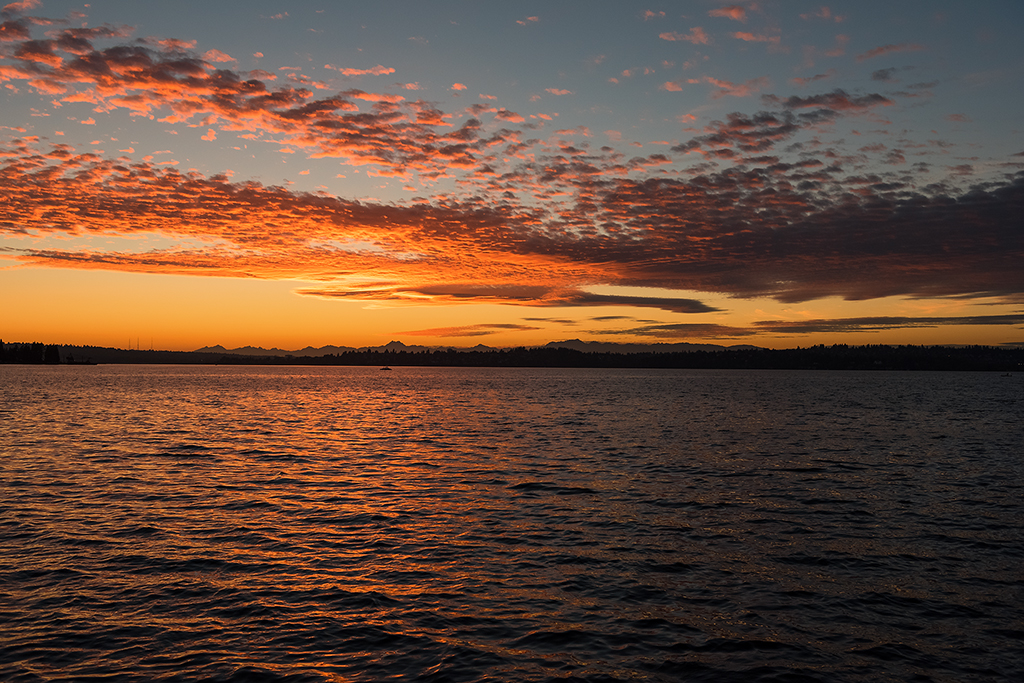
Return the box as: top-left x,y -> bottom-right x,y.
3,341 -> 1022,370
0,341 -> 61,364
213,344 -> 1024,371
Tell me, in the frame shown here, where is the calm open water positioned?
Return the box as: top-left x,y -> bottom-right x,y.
1,365 -> 1022,682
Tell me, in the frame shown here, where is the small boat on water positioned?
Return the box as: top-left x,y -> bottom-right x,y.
380,366 -> 392,371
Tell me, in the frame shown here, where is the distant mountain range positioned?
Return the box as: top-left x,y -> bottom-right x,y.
193,339 -> 760,356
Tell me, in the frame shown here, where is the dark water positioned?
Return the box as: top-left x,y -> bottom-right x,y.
1,365 -> 1022,682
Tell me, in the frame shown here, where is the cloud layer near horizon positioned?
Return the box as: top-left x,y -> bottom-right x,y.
4,136 -> 1022,310
2,5 -> 1023,323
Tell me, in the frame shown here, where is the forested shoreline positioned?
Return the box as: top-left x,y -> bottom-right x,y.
2,340 -> 1023,371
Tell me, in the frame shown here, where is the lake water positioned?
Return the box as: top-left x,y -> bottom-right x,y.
1,365 -> 1021,682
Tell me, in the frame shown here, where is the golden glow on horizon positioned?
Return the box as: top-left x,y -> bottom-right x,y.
1,2 -> 1022,349
3,267 -> 1020,351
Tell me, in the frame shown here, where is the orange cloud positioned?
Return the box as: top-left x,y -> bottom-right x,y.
5,136 -> 1022,309
494,108 -> 525,123
659,28 -> 710,44
14,39 -> 63,66
0,34 -> 530,179
3,20 -> 1022,321
708,5 -> 746,21
0,19 -> 32,41
202,49 -> 235,63
324,64 -> 396,76
2,0 -> 41,13
732,32 -> 782,49
704,75 -> 769,99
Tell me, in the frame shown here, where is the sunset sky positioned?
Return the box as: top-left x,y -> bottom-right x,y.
2,0 -> 1023,350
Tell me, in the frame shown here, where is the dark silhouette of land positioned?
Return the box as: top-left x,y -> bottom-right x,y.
2,339 -> 1023,371
0,342 -> 61,364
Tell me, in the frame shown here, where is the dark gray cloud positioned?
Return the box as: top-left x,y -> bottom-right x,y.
7,141 -> 1024,307
595,323 -> 756,338
598,314 -> 1024,339
754,314 -> 1024,334
871,67 -> 898,83
763,89 -> 893,111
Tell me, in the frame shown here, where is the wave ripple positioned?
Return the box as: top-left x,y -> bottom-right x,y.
2,365 -> 1022,682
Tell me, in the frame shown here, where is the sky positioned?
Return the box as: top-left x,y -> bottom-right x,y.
2,0 -> 1023,351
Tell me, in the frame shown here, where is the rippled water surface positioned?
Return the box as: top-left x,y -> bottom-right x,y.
2,365 -> 1022,682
